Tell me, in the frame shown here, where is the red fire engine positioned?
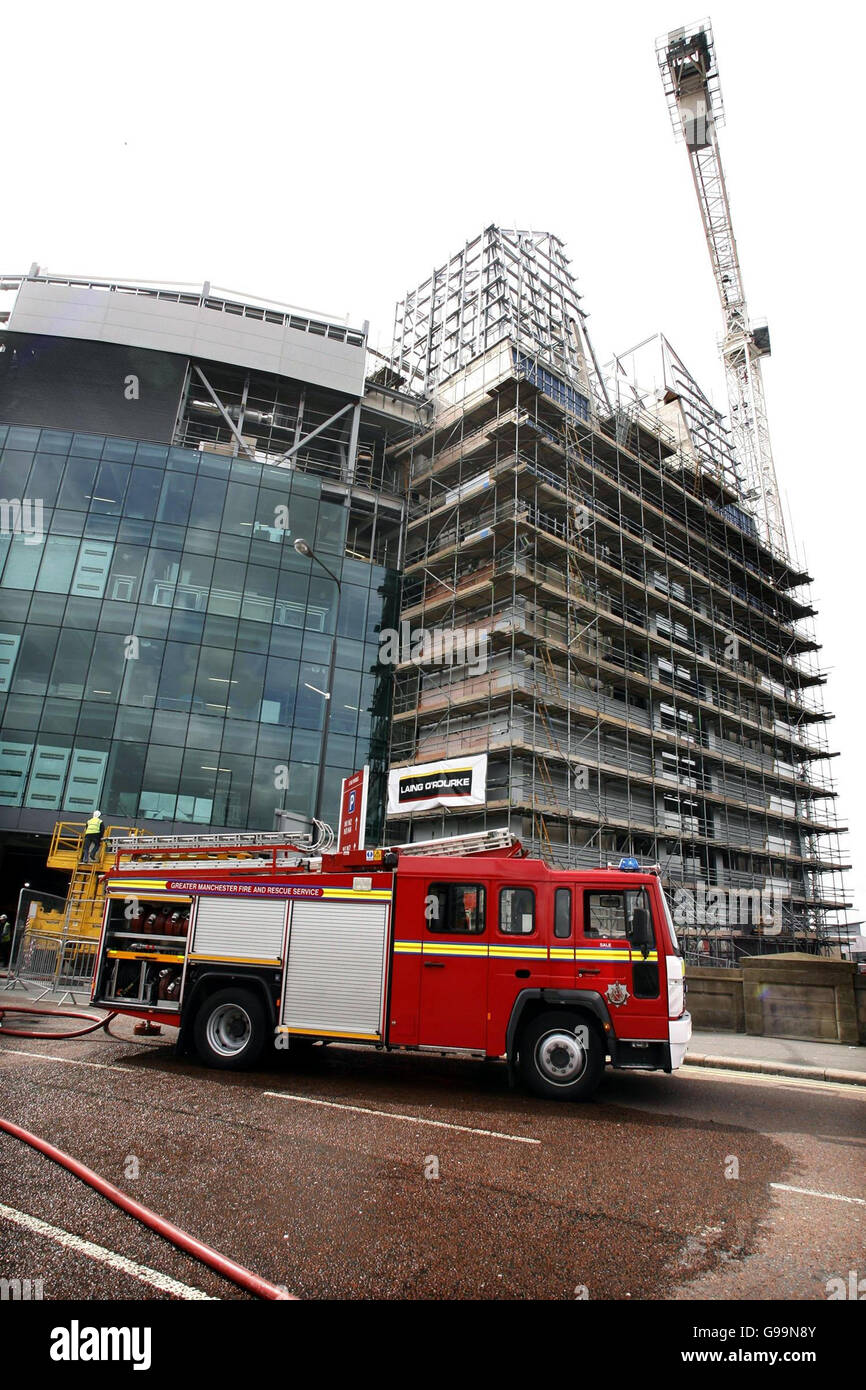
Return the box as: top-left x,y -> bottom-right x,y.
91,829 -> 690,1100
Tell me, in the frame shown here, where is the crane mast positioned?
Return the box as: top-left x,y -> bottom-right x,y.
657,21 -> 788,556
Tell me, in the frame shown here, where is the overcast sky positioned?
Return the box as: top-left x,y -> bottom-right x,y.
5,0 -> 863,922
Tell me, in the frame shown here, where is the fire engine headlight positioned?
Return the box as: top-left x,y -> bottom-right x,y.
667,956 -> 685,1018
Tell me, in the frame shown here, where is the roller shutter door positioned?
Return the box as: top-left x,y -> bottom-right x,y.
280,900 -> 390,1037
192,897 -> 286,962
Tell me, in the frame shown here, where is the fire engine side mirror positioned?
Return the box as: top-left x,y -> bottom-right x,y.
629,906 -> 653,951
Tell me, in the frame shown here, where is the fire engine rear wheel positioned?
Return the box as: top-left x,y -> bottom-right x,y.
519,1012 -> 604,1101
194,988 -> 267,1070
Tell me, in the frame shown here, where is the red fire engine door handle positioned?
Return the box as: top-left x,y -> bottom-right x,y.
578,968 -> 601,977
423,961 -> 445,969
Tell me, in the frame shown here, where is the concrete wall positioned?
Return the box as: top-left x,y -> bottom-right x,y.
686,954 -> 862,1044
684,966 -> 744,1032
855,974 -> 866,1045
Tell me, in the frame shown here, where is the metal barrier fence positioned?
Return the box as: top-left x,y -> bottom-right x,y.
55,935 -> 100,999
5,888 -> 99,1003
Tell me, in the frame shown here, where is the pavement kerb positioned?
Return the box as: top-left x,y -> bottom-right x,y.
684,1052 -> 866,1087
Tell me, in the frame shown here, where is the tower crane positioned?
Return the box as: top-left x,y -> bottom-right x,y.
657,20 -> 788,556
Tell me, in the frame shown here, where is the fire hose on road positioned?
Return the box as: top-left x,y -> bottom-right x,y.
0,1116 -> 294,1301
0,1004 -> 117,1039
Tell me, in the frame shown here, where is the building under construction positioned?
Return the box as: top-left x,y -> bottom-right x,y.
383,218 -> 848,957
382,22 -> 852,960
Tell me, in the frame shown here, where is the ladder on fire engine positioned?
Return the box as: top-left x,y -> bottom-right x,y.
107,824 -> 520,871
106,820 -> 336,870
107,822 -> 333,854
396,828 -> 520,857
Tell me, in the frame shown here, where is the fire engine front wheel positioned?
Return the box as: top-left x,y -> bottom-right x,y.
193,989 -> 267,1070
519,1012 -> 604,1101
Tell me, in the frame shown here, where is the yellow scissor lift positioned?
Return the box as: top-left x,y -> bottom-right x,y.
8,822 -> 148,1000
39,821 -> 146,939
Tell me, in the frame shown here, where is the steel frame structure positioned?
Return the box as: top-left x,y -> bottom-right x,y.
392,226 -> 602,410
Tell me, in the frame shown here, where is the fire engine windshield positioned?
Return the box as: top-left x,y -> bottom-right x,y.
660,887 -> 681,955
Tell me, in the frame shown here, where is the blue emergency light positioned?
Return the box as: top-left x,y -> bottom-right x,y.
618,857 -> 641,872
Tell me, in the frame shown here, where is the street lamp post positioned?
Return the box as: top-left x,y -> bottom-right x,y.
294,537 -> 342,824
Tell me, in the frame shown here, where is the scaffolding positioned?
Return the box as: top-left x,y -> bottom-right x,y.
385,227 -> 851,961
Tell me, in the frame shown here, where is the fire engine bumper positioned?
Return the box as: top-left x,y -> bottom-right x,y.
668,1012 -> 692,1071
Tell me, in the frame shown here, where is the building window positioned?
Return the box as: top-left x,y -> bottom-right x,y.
0,633 -> 21,692
1,535 -> 44,590
35,536 -> 80,594
71,541 -> 113,598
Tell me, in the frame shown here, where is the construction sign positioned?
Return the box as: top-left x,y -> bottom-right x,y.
386,754 -> 487,814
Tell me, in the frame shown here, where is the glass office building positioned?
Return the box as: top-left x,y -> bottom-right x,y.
0,423 -> 399,831
0,274 -> 415,869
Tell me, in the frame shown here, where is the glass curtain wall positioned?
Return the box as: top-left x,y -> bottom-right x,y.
0,425 -> 398,832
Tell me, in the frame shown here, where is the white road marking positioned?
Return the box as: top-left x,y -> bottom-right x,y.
0,1047 -> 133,1074
0,1202 -> 216,1299
680,1063 -> 865,1098
264,1090 -> 540,1145
770,1184 -> 866,1207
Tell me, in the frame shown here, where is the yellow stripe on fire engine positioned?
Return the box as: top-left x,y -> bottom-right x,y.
108,896 -> 190,907
107,950 -> 185,963
319,888 -> 392,900
422,942 -> 488,956
187,953 -> 282,967
276,1026 -> 382,1041
575,949 -> 658,962
488,945 -> 548,958
575,950 -> 631,960
419,943 -> 546,960
391,942 -> 659,962
108,879 -> 170,893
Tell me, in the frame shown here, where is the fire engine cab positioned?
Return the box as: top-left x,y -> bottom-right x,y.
91,829 -> 690,1101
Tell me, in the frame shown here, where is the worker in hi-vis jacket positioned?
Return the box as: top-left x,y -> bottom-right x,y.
82,810 -> 105,863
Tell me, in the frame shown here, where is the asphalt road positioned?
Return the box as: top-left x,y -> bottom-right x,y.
1,1014 -> 863,1301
